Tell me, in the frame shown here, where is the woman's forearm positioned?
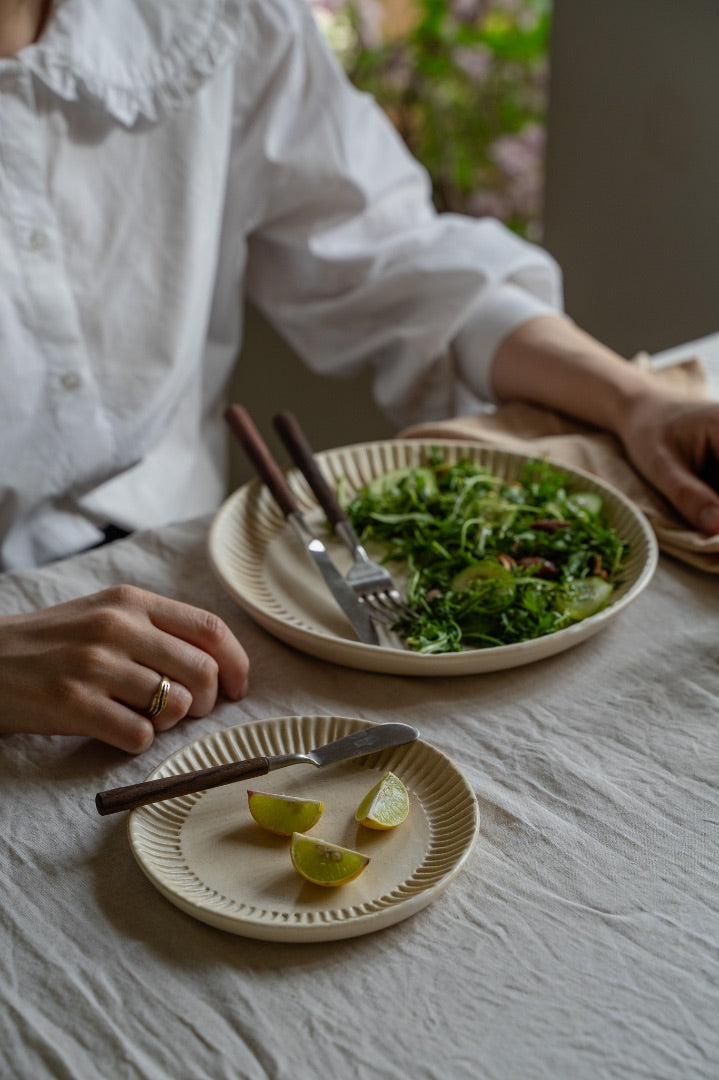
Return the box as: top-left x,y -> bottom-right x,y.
490,314 -> 719,534
490,314 -> 668,438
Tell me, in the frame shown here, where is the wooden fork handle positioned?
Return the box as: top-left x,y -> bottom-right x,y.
95,756 -> 271,815
273,409 -> 347,528
225,404 -> 297,517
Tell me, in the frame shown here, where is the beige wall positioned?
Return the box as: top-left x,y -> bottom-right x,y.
543,0 -> 719,358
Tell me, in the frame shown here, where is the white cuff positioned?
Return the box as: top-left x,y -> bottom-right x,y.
452,281 -> 560,404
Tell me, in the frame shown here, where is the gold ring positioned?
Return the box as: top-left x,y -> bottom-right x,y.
145,675 -> 171,719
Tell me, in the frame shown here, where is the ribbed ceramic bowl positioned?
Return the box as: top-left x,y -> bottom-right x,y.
208,440 -> 658,675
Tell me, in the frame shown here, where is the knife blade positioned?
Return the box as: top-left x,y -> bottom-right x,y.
95,721 -> 419,815
224,404 -> 379,646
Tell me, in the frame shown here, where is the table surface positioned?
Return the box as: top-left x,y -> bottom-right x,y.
2,337 -> 719,1080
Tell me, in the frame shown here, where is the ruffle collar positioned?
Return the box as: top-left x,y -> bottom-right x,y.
19,0 -> 248,126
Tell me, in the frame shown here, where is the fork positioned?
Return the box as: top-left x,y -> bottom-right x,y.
273,410 -> 414,628
225,405 -> 379,646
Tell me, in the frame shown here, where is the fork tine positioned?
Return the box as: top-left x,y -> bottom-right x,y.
358,590 -> 414,625
357,598 -> 397,628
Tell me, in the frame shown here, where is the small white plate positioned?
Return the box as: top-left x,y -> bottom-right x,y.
129,714 -> 480,942
208,440 -> 658,675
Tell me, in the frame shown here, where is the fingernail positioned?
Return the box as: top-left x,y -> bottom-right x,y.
226,675 -> 249,700
698,506 -> 719,534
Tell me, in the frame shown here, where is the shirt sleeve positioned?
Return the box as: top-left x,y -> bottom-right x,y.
237,0 -> 564,428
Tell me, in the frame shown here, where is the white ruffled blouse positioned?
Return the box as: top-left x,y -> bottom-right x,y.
0,0 -> 562,569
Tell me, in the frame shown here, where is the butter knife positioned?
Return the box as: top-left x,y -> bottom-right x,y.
95,721 -> 419,814
225,404 -> 379,646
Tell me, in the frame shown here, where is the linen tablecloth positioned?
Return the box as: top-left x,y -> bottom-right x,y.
1,509 -> 717,1079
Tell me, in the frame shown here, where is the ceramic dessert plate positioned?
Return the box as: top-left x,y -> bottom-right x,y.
129,714 -> 480,942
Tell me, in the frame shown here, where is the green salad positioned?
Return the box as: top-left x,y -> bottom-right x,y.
341,449 -> 629,654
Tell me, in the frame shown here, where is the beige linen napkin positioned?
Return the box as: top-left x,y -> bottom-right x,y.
399,357 -> 719,573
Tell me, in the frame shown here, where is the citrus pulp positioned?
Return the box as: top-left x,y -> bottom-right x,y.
355,771 -> 410,830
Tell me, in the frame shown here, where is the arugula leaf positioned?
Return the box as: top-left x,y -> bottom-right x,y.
342,451 -> 629,653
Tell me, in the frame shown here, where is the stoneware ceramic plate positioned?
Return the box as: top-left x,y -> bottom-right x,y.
208,440 -> 658,675
129,714 -> 480,942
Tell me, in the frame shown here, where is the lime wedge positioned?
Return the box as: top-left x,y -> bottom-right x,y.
247,790 -> 323,837
290,833 -> 370,887
355,771 -> 410,831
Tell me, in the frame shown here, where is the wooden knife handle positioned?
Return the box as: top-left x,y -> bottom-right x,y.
273,410 -> 347,528
225,404 -> 297,517
95,756 -> 270,815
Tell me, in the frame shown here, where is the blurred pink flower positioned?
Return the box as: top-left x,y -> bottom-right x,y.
490,123 -> 545,179
507,170 -> 543,220
382,48 -> 414,93
487,122 -> 546,232
353,0 -> 385,48
467,189 -> 511,221
449,0 -> 490,22
451,44 -> 493,84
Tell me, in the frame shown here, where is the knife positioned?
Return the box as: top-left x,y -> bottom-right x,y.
273,408 -> 368,560
225,404 -> 379,646
95,721 -> 419,815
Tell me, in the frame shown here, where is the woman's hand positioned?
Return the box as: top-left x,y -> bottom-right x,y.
0,585 -> 250,754
492,315 -> 719,533
617,391 -> 719,534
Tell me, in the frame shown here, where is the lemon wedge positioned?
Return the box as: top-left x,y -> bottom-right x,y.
355,771 -> 410,830
247,790 -> 323,837
290,833 -> 370,887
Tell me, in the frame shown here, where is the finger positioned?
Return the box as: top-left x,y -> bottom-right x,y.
655,454 -> 719,534
129,635 -> 227,718
0,590 -> 245,754
140,594 -> 250,701
120,669 -> 194,733
60,687 -> 158,755
92,706 -> 156,755
89,587 -> 250,713
59,656 -> 192,746
147,680 -> 194,733
48,629 -> 197,732
72,587 -> 246,716
698,502 -> 719,535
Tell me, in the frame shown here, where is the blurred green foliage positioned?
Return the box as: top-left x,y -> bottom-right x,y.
314,0 -> 552,239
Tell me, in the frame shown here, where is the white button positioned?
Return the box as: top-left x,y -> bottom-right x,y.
28,230 -> 48,251
60,372 -> 83,390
